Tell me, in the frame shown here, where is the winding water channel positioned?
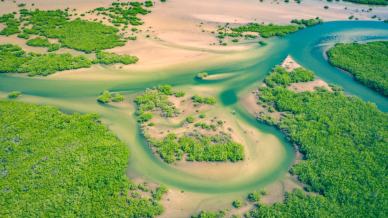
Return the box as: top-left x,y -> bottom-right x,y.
1,21 -> 387,196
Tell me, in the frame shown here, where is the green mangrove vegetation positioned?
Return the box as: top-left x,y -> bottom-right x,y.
19,8 -> 125,52
247,64 -> 388,217
327,41 -> 388,96
26,37 -> 62,52
135,85 -> 244,164
215,18 -> 322,45
0,101 -> 165,217
0,13 -> 20,36
343,0 -> 388,5
95,51 -> 139,65
90,1 -> 152,27
191,95 -> 217,105
135,85 -> 180,119
290,17 -> 323,27
150,133 -> 244,163
231,23 -> 301,38
264,66 -> 315,87
7,91 -> 21,99
0,44 -> 92,76
192,210 -> 226,218
97,90 -> 125,103
0,43 -> 140,76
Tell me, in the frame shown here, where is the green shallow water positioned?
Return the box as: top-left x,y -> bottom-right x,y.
1,21 -> 387,195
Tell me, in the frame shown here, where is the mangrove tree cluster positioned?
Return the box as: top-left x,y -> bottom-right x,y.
248,65 -> 387,217
0,44 -> 92,76
0,101 -> 166,217
135,85 -> 244,164
327,41 -> 388,96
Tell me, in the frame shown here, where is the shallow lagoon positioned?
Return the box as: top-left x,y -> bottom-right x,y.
1,21 -> 387,212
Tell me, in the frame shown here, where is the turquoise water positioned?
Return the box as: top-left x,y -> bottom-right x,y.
0,21 -> 387,194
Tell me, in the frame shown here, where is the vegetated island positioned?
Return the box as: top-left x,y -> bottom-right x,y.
246,57 -> 387,217
215,17 -> 322,45
0,2 -> 154,76
195,56 -> 387,217
134,85 -> 244,163
0,100 -> 167,217
343,0 -> 388,5
327,41 -> 388,96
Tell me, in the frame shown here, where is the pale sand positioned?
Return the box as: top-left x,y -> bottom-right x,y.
281,56 -> 332,92
288,79 -> 332,93
1,0 -> 387,78
142,85 -> 287,182
281,55 -> 301,72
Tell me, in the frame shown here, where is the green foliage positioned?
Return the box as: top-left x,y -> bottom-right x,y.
0,44 -> 92,76
185,115 -> 195,123
0,13 -> 20,36
47,43 -> 61,52
194,122 -> 217,131
0,44 -> 28,73
138,112 -> 153,123
26,37 -> 62,52
134,85 -> 179,119
250,65 -> 388,217
196,72 -> 208,79
192,210 -> 225,218
152,185 -> 168,200
26,37 -> 51,47
152,133 -> 244,163
232,200 -> 242,208
174,91 -> 185,97
343,0 -> 388,5
232,23 -> 301,38
192,95 -> 217,105
7,91 -> 21,99
264,66 -> 314,87
91,1 -> 151,26
247,191 -> 261,202
97,90 -> 124,104
145,0 -> 154,7
19,53 -> 91,76
327,41 -> 388,96
0,101 -> 164,217
20,10 -> 125,52
95,51 -> 138,65
17,32 -> 30,39
97,90 -> 112,103
111,92 -> 125,102
291,17 -> 323,27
